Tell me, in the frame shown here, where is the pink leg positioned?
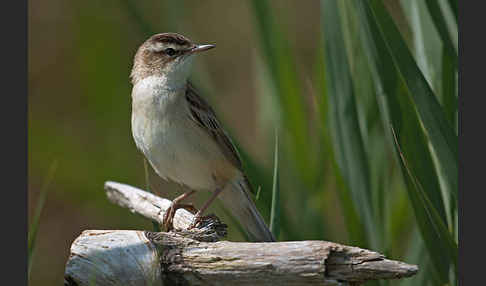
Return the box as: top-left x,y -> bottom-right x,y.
163,190 -> 197,231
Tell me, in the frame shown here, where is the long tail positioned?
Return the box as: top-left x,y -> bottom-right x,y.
218,175 -> 275,242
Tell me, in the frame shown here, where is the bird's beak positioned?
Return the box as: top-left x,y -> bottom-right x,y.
189,44 -> 215,54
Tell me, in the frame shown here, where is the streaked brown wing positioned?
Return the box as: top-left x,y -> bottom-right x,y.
184,82 -> 243,171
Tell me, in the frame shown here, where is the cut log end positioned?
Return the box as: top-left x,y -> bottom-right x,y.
325,248 -> 418,282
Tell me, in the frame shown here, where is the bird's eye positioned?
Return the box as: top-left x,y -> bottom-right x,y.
164,48 -> 176,56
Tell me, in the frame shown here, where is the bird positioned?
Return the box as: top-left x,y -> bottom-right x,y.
129,32 -> 275,242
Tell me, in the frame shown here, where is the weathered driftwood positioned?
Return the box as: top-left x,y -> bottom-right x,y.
104,181 -> 227,241
64,181 -> 418,285
65,230 -> 417,286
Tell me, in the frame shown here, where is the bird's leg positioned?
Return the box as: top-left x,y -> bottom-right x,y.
163,190 -> 196,231
188,188 -> 224,229
175,203 -> 199,214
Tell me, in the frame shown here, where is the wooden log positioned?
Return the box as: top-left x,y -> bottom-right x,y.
63,181 -> 418,285
65,230 -> 418,286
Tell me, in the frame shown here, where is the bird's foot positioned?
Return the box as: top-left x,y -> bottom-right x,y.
188,214 -> 219,230
177,203 -> 199,215
162,203 -> 177,231
163,203 -> 199,231
187,215 -> 203,230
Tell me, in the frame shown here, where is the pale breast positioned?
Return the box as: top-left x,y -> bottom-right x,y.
131,78 -> 237,191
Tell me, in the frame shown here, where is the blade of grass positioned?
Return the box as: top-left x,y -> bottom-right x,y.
352,1 -> 456,282
354,0 -> 452,226
446,0 -> 458,21
332,159 -> 368,246
367,129 -> 389,249
353,0 -> 449,226
340,0 -> 389,247
442,46 -> 458,131
28,160 -> 58,279
441,45 -> 458,232
424,0 -> 458,67
399,228 -> 439,286
391,127 -> 457,275
409,0 -> 432,83
269,129 -> 280,239
250,0 -> 313,186
365,0 -> 458,203
314,43 -> 333,182
321,0 -> 377,249
308,43 -> 342,242
402,0 -> 442,90
255,186 -> 261,201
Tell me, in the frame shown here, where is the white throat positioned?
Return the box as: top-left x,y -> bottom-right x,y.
161,55 -> 194,92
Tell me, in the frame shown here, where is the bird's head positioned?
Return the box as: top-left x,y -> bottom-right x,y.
130,33 -> 215,86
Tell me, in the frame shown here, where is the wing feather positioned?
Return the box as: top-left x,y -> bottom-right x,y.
185,82 -> 243,171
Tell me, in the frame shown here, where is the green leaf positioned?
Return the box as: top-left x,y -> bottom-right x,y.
269,130 -> 280,239
401,0 -> 442,91
255,186 -> 262,201
340,1 -> 389,246
28,160 -> 58,280
365,0 -> 458,203
446,0 -> 458,21
399,228 -> 440,286
424,0 -> 458,67
441,46 -> 458,132
332,159 -> 368,246
321,0 -> 377,249
391,127 -> 458,274
249,0 -> 313,186
351,0 -> 456,282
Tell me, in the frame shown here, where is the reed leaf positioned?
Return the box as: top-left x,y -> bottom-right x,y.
249,0 -> 313,186
321,0 -> 377,249
352,0 -> 457,282
442,46 -> 458,131
28,160 -> 58,279
424,0 -> 458,66
269,130 -> 280,239
364,0 -> 458,203
391,127 -> 457,277
446,0 -> 458,21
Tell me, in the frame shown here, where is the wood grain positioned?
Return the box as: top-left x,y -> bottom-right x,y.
63,182 -> 418,285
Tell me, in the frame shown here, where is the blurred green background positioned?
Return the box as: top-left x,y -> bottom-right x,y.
28,0 -> 458,285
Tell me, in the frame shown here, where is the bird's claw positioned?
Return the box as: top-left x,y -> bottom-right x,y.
188,214 -> 219,230
177,203 -> 198,215
163,203 -> 200,231
162,203 -> 177,231
188,215 -> 204,230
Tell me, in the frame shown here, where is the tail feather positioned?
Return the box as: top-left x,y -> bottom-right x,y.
218,176 -> 275,242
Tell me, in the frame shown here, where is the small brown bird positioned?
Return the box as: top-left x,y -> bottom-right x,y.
130,32 -> 275,242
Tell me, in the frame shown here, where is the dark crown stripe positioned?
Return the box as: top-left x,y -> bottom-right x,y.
152,33 -> 190,46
